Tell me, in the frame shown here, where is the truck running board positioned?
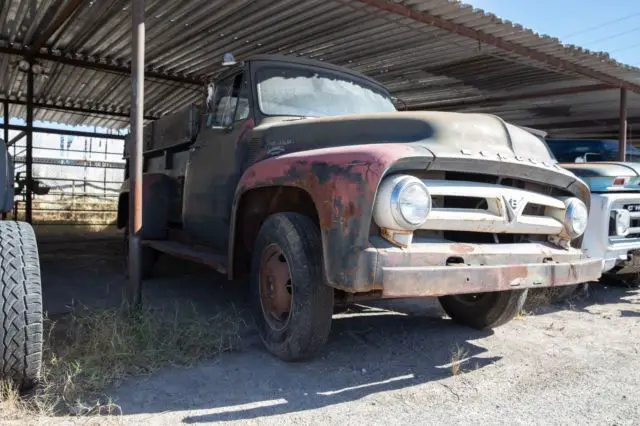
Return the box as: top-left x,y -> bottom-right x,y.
142,240 -> 228,275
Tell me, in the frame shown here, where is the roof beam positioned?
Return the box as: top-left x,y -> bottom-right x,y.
7,131 -> 25,147
1,98 -> 158,121
407,84 -> 614,110
358,0 -> 640,93
534,117 -> 640,131
0,45 -> 203,86
31,0 -> 85,54
6,123 -> 125,139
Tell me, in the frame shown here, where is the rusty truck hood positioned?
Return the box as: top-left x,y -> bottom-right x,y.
251,112 -> 579,185
256,111 -> 555,162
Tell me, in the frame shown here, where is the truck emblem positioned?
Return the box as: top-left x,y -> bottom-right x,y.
504,196 -> 525,222
508,197 -> 521,210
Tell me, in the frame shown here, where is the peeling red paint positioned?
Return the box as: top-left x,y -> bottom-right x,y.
229,143 -> 427,286
450,243 -> 475,254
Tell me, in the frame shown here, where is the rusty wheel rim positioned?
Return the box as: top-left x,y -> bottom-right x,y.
259,244 -> 293,331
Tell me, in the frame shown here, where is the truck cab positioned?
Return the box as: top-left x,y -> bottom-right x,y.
546,138 -> 640,286
118,55 -> 601,361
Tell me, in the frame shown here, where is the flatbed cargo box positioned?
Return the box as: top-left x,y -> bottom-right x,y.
124,103 -> 202,157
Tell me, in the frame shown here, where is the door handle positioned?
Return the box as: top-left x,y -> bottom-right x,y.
189,146 -> 201,152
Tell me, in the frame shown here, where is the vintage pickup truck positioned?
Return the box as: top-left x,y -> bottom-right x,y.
119,54 -> 601,361
546,138 -> 640,286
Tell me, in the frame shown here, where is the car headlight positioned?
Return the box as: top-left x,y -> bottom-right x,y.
563,197 -> 588,238
374,175 -> 431,230
612,209 -> 631,236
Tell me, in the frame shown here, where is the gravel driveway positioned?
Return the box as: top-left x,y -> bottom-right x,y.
39,238 -> 640,425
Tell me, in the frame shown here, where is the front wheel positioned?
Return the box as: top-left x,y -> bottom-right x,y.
439,289 -> 528,330
250,213 -> 334,361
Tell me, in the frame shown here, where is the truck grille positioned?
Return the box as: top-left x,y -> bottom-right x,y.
419,179 -> 566,235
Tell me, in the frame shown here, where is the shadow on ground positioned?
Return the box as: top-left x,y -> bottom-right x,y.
36,238 -> 640,422
115,310 -> 498,423
525,282 -> 640,318
38,238 -> 499,420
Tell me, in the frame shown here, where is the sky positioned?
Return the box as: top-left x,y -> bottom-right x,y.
467,0 -> 640,68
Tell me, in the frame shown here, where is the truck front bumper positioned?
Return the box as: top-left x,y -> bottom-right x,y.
356,238 -> 601,297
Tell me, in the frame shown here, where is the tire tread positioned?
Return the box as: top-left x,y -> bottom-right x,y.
0,221 -> 43,389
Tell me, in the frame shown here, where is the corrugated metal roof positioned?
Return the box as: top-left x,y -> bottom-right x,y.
1,0 -> 639,136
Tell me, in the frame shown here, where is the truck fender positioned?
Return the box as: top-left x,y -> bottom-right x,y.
118,173 -> 176,240
228,143 -> 431,290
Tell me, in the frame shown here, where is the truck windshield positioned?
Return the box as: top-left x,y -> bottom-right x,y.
546,139 -> 640,162
256,67 -> 396,117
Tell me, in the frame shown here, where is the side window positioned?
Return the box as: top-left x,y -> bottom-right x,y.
234,79 -> 250,121
208,72 -> 250,127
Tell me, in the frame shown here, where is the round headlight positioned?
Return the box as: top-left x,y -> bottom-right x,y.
613,209 -> 631,236
390,177 -> 431,228
564,198 -> 588,238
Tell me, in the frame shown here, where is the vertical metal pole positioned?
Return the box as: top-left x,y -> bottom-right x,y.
619,88 -> 628,162
128,0 -> 145,308
2,100 -> 8,220
2,100 -> 8,145
25,62 -> 34,224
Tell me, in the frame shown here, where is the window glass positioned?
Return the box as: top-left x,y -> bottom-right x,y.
208,73 -> 249,127
234,79 -> 250,121
546,139 -> 640,163
256,67 -> 396,117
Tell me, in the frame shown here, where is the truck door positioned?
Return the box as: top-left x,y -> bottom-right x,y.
182,70 -> 251,251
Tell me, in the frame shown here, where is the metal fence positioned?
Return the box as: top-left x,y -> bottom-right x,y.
10,131 -> 125,237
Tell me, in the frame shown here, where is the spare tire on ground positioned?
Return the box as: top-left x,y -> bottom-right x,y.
0,221 -> 43,390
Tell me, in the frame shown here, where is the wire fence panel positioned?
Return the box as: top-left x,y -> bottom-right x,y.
10,131 -> 125,238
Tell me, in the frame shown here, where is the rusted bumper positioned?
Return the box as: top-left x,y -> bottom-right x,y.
351,238 -> 602,297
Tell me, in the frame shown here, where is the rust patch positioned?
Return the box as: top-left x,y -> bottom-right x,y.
229,143 -> 429,287
380,228 -> 413,248
501,264 -> 528,287
449,243 -> 475,254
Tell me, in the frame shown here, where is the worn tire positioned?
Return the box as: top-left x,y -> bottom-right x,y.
625,274 -> 640,288
439,289 -> 528,330
526,284 -> 583,306
604,272 -> 640,288
0,221 -> 43,390
250,213 -> 334,361
123,227 -> 158,279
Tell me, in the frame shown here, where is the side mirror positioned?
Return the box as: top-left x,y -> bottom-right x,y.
574,156 -> 586,163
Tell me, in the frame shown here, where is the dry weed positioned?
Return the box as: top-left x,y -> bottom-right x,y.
1,303 -> 241,421
450,344 -> 469,376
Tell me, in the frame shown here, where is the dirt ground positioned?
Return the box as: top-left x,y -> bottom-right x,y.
38,237 -> 640,425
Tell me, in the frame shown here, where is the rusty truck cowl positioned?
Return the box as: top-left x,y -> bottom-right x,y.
231,112 -> 592,291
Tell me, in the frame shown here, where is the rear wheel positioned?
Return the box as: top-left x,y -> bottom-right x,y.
250,213 -> 334,361
439,289 -> 528,330
0,221 -> 43,390
123,227 -> 158,279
